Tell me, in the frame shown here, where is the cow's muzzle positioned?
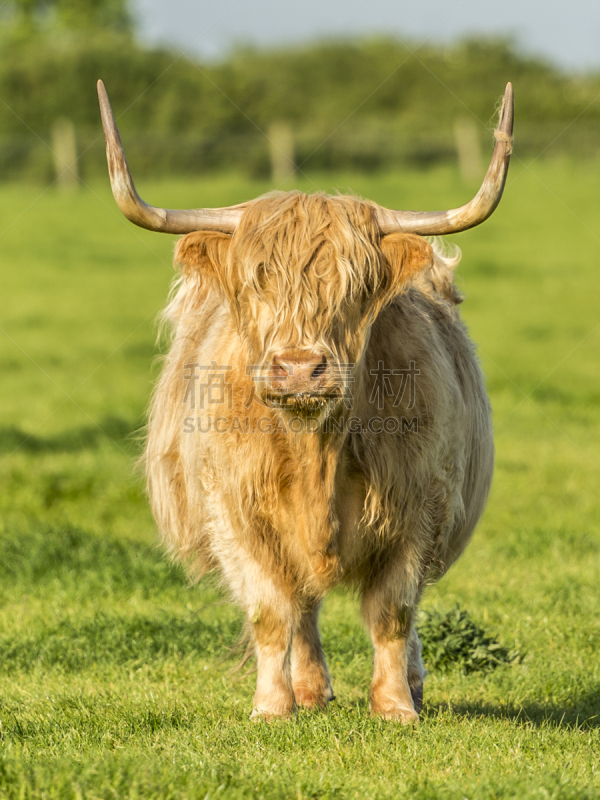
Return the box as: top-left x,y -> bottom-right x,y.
262,350 -> 342,413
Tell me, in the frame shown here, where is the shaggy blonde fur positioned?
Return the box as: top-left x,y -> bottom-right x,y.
144,191 -> 493,722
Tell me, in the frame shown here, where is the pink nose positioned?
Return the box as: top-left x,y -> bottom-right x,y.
270,351 -> 328,394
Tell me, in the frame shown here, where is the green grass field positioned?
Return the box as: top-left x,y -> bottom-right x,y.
0,160 -> 599,799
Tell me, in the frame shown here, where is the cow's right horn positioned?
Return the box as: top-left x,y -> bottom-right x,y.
97,80 -> 246,234
376,82 -> 514,236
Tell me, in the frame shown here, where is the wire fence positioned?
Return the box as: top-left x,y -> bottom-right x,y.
2,119 -> 600,184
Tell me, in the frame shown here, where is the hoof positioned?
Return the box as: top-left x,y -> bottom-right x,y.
293,684 -> 334,710
371,703 -> 419,724
292,670 -> 335,710
250,707 -> 294,722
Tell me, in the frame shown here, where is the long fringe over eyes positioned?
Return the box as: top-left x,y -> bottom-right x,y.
226,192 -> 385,352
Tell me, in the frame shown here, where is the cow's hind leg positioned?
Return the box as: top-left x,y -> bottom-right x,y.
407,627 -> 425,714
363,575 -> 422,723
292,605 -> 334,709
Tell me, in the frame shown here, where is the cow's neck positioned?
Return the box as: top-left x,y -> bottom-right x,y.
277,421 -> 345,585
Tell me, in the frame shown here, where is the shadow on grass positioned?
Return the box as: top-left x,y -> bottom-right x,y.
0,417 -> 143,455
427,697 -> 600,730
0,524 -> 186,590
0,609 -> 244,673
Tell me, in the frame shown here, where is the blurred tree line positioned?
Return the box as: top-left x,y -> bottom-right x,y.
1,0 -> 600,182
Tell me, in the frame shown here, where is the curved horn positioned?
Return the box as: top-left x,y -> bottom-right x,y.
376,82 -> 514,235
97,80 -> 247,234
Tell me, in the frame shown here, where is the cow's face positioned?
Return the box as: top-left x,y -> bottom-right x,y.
176,193 -> 432,413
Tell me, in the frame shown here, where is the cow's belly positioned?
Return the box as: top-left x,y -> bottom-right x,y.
334,468 -> 370,576
333,415 -> 493,587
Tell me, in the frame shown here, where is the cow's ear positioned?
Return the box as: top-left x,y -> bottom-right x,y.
175,231 -> 232,277
380,233 -> 433,285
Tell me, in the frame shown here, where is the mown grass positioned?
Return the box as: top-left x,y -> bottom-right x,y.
0,159 -> 599,798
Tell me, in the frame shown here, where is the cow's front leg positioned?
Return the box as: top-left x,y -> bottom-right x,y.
291,605 -> 334,709
212,529 -> 297,720
363,583 -> 423,723
250,604 -> 294,720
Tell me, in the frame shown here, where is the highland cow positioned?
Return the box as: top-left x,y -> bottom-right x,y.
98,80 -> 513,722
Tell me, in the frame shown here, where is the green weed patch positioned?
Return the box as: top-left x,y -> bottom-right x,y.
419,607 -> 521,674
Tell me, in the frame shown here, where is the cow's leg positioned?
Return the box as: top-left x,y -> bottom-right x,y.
362,579 -> 423,723
291,605 -> 334,709
250,602 -> 294,720
406,627 -> 425,713
208,517 -> 296,720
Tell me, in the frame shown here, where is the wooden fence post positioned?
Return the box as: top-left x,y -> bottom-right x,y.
268,122 -> 295,185
454,117 -> 482,183
51,118 -> 79,189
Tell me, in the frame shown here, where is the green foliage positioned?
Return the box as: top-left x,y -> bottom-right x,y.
0,0 -> 132,44
2,35 -> 600,182
419,606 -> 521,674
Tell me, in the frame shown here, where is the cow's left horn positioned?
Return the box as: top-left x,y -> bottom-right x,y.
97,80 -> 246,234
376,82 -> 514,235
